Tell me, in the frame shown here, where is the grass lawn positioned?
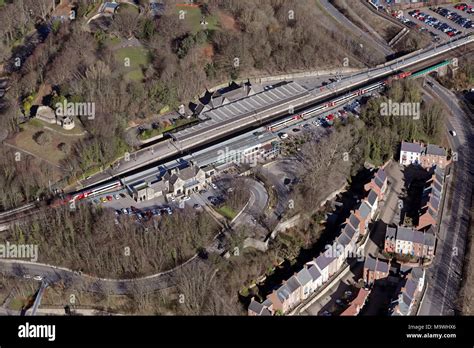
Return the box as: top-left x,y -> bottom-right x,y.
10,122 -> 82,166
175,5 -> 219,33
114,46 -> 150,82
30,118 -> 86,136
216,205 -> 237,220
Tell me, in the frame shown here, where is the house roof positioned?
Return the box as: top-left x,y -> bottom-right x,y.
374,176 -> 384,190
343,224 -> 357,240
338,232 -> 352,246
248,299 -> 265,315
286,276 -> 302,293
367,190 -> 378,206
401,141 -> 423,153
375,168 -> 387,182
425,144 -> 446,157
348,213 -> 360,229
385,226 -> 397,239
375,258 -> 390,273
396,226 -> 417,242
296,267 -> 312,286
308,265 -> 321,281
276,284 -> 291,302
364,255 -> 389,273
364,255 -> 377,271
315,254 -> 335,270
358,201 -> 372,219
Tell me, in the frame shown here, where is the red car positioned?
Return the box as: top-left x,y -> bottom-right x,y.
106,195 -> 113,201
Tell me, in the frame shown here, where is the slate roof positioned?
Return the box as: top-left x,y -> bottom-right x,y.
375,258 -> 390,273
349,213 -> 360,229
296,268 -> 312,287
308,264 -> 321,281
358,201 -> 372,219
375,168 -> 387,182
396,226 -> 417,242
401,141 -> 423,153
276,284 -> 291,302
337,232 -> 352,246
286,276 -> 301,293
364,255 -> 377,271
425,144 -> 446,157
367,189 -> 378,206
343,224 -> 357,240
315,254 -> 335,271
385,226 -> 397,240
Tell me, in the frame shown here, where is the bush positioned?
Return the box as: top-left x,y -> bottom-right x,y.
33,131 -> 52,146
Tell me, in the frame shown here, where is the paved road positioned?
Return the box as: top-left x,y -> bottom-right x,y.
418,77 -> 474,315
319,0 -> 394,57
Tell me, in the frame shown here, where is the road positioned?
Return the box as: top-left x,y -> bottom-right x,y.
418,77 -> 474,315
319,0 -> 394,57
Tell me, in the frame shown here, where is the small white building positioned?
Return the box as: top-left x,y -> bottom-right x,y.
399,141 -> 423,166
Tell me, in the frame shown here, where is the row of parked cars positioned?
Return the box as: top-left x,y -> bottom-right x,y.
409,9 -> 462,37
115,205 -> 174,222
432,6 -> 474,29
454,3 -> 474,15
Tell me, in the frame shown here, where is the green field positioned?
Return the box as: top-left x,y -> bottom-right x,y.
175,5 -> 219,33
114,46 -> 150,81
216,205 -> 237,220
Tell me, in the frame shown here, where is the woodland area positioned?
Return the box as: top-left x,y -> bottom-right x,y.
4,204 -> 218,278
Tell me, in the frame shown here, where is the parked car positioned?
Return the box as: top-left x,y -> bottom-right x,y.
106,195 -> 113,201
33,275 -> 43,281
114,194 -> 120,200
210,183 -> 218,190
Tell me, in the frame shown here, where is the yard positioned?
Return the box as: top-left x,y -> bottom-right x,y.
8,120 -> 83,166
113,46 -> 150,82
216,205 -> 237,220
175,4 -> 220,33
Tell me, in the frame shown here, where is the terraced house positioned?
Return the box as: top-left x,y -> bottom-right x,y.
384,225 -> 436,259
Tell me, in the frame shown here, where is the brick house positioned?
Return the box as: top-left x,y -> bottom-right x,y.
364,168 -> 388,199
420,144 -> 449,169
363,255 -> 390,285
